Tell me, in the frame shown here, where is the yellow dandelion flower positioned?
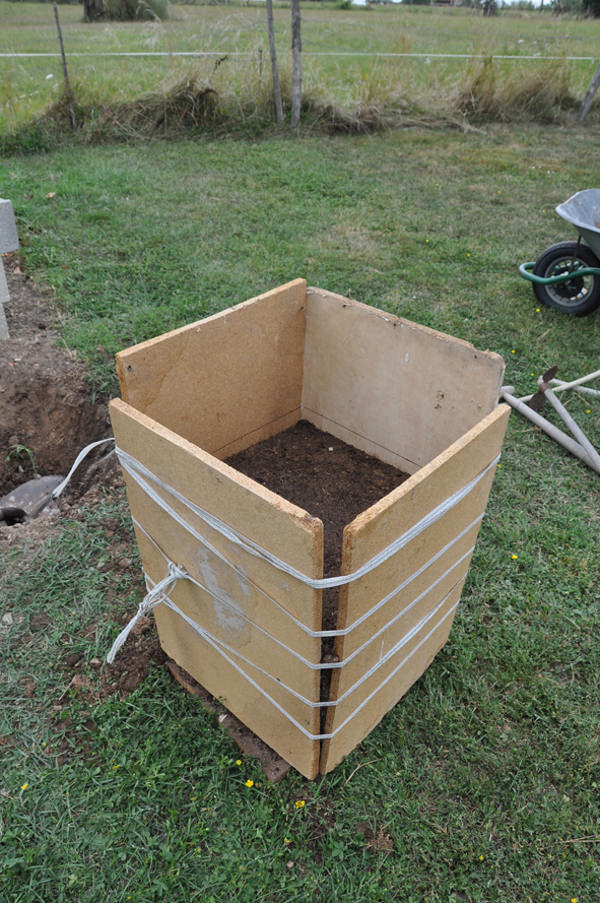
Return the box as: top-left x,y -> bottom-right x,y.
511,349 -> 516,354
294,800 -> 305,809
511,554 -> 518,560
284,837 -> 292,845
479,854 -> 484,861
20,782 -> 29,791
236,760 -> 242,766
571,898 -> 578,903
245,779 -> 254,788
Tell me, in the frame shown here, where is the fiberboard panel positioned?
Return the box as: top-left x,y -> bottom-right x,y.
116,279 -> 307,460
320,405 -> 510,774
110,398 -> 324,779
301,288 -> 506,473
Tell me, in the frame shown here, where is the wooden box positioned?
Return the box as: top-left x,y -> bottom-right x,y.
109,279 -> 509,779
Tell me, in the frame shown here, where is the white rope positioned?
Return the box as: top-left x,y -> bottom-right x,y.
320,600 -> 459,741
57,437 -> 494,740
55,439 -> 496,592
132,510 -> 482,642
52,437 -> 116,499
116,445 -> 499,591
119,563 -> 461,740
106,562 -> 186,664
131,516 -> 474,668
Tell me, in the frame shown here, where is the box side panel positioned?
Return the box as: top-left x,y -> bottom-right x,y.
301,288 -> 505,471
116,279 -> 307,459
110,399 -> 323,779
319,405 -> 509,774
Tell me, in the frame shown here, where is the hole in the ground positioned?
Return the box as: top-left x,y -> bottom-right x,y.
0,373 -> 109,520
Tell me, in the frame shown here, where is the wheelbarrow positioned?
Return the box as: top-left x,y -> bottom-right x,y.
519,189 -> 600,316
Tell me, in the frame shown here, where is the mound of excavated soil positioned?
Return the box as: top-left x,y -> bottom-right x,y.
0,260 -> 111,497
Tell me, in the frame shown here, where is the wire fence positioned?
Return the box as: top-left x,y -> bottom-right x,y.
1,50 -> 598,61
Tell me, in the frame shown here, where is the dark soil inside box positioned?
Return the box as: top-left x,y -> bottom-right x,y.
226,420 -> 410,632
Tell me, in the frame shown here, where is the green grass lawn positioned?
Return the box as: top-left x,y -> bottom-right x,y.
1,124 -> 599,901
2,2 -> 600,135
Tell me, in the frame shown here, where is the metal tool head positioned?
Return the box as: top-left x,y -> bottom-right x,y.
526,365 -> 559,412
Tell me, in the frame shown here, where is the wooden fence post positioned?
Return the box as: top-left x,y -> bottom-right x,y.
265,0 -> 283,125
290,0 -> 302,130
579,60 -> 600,123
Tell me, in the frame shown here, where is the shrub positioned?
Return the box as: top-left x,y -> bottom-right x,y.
83,0 -> 169,22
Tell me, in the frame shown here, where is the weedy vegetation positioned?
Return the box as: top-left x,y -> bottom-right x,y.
1,1 -> 599,149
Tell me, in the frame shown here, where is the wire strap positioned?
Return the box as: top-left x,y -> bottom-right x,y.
106,563 -> 186,664
118,564 -> 462,741
59,437 -> 498,741
131,516 -> 473,671
116,445 -> 499,590
52,437 -> 116,499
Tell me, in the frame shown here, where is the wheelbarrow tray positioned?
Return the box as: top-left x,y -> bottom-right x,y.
556,189 -> 600,259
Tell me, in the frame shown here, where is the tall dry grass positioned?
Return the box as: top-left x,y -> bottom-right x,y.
454,57 -> 575,123
0,50 -> 588,151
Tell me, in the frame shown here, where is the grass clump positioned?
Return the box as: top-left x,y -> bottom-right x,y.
0,55 -> 584,154
456,57 -> 575,124
97,75 -> 219,137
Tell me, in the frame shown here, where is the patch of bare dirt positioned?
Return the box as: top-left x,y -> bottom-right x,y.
0,261 -> 116,548
0,259 -> 110,497
59,618 -> 167,704
0,262 -> 162,702
0,267 -> 291,780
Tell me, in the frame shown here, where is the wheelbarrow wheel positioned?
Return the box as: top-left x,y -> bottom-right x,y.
533,241 -> 600,316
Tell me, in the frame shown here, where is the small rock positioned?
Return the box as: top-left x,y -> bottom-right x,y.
63,653 -> 83,668
1,612 -> 13,626
30,613 -> 51,632
0,475 -> 64,519
68,674 -> 94,693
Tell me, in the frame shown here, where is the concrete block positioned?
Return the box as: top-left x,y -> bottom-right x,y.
0,198 -> 19,253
